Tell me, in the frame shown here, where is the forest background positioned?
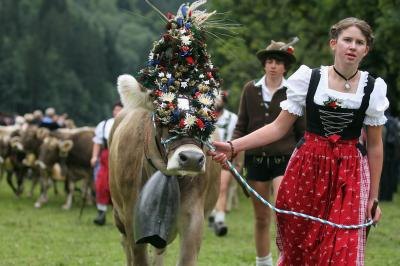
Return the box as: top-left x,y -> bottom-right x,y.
1,0 -> 399,125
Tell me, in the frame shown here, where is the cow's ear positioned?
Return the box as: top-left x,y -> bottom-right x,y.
36,128 -> 50,140
58,140 -> 73,153
117,74 -> 152,110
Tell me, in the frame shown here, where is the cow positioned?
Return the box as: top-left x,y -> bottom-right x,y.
109,74 -> 221,266
34,127 -> 94,209
0,125 -> 26,195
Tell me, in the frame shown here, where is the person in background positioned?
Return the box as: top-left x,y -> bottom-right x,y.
39,107 -> 60,130
91,101 -> 123,226
229,38 -> 304,266
209,90 -> 239,236
211,17 -> 386,265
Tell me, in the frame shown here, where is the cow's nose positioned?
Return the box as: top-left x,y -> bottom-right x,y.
178,151 -> 205,170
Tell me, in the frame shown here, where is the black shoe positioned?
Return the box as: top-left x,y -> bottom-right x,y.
208,215 -> 215,228
213,221 -> 228,237
93,210 -> 106,226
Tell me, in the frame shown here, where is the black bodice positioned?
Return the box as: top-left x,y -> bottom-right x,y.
306,68 -> 375,140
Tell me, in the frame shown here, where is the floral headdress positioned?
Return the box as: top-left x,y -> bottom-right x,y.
138,1 -> 221,141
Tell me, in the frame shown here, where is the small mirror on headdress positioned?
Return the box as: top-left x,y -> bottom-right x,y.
177,97 -> 190,111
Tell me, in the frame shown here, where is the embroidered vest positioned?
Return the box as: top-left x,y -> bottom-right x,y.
306,68 -> 375,140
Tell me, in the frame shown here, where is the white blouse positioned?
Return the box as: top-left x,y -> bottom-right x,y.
280,65 -> 389,126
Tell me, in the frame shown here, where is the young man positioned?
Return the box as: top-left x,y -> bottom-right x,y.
232,40 -> 305,266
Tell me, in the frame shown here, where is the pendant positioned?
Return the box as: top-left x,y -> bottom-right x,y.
344,82 -> 351,91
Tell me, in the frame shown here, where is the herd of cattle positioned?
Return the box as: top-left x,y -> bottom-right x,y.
0,118 -> 95,210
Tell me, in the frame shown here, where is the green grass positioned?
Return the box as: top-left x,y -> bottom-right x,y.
0,178 -> 399,265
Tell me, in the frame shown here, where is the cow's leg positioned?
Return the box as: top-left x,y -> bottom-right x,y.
153,247 -> 166,266
28,169 -> 39,198
177,199 -> 204,266
6,170 -> 18,195
34,172 -> 49,208
62,180 -> 74,210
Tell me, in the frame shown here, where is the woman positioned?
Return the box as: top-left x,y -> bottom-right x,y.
210,17 -> 387,265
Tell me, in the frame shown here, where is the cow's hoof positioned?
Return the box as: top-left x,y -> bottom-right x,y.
213,221 -> 228,237
93,211 -> 106,226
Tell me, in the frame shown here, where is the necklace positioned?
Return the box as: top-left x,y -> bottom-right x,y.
333,66 -> 358,91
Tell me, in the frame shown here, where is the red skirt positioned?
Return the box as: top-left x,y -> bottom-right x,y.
95,149 -> 111,205
276,132 -> 370,266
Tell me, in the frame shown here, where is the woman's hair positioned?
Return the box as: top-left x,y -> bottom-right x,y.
330,17 -> 374,48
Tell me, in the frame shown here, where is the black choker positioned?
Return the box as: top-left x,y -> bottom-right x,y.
333,66 -> 358,91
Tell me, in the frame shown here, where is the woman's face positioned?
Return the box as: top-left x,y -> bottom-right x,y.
264,58 -> 286,79
330,25 -> 369,66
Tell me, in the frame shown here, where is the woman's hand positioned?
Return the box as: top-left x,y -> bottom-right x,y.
367,198 -> 381,224
207,141 -> 231,165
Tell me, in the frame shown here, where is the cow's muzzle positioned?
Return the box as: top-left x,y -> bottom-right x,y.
178,150 -> 205,171
166,144 -> 206,176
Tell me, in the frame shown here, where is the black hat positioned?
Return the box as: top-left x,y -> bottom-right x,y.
256,39 -> 298,65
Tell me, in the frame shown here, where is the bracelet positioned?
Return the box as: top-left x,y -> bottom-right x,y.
227,141 -> 237,160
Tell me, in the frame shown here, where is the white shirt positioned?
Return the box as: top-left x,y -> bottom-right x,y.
93,118 -> 115,145
215,109 -> 238,141
280,65 -> 389,126
255,75 -> 288,108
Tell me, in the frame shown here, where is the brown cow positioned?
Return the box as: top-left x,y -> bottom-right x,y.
34,127 -> 94,209
109,74 -> 221,266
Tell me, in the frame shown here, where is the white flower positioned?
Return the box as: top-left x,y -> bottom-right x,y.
212,88 -> 219,97
204,80 -> 210,85
148,52 -> 154,60
166,73 -> 172,79
199,74 -> 204,79
158,72 -> 165,78
198,95 -> 213,106
160,92 -> 175,102
181,35 -> 192,45
181,81 -> 188,88
184,113 -> 196,128
179,29 -> 186,35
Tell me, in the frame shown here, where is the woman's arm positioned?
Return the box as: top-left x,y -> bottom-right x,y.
232,110 -> 298,153
366,125 -> 384,223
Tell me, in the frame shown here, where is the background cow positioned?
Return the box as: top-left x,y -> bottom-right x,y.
34,127 -> 94,209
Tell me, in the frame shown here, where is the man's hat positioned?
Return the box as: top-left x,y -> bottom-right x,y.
256,37 -> 299,65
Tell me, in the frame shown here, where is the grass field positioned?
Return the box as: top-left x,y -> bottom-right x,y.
0,178 -> 399,266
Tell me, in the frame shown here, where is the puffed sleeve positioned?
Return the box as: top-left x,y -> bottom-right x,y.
93,120 -> 105,144
364,77 -> 389,126
280,65 -> 312,116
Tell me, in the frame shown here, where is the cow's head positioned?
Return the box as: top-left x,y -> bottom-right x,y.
118,4 -> 221,176
36,136 -> 73,171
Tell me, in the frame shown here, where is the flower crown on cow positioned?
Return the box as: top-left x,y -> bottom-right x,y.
138,1 -> 221,141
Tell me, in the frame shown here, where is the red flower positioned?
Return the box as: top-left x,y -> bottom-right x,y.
154,90 -> 163,97
166,12 -> 175,20
193,91 -> 201,99
179,118 -> 186,128
328,101 -> 337,108
167,103 -> 175,109
207,72 -> 213,79
287,46 -> 294,54
196,118 -> 205,129
185,56 -> 195,65
181,46 -> 190,52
